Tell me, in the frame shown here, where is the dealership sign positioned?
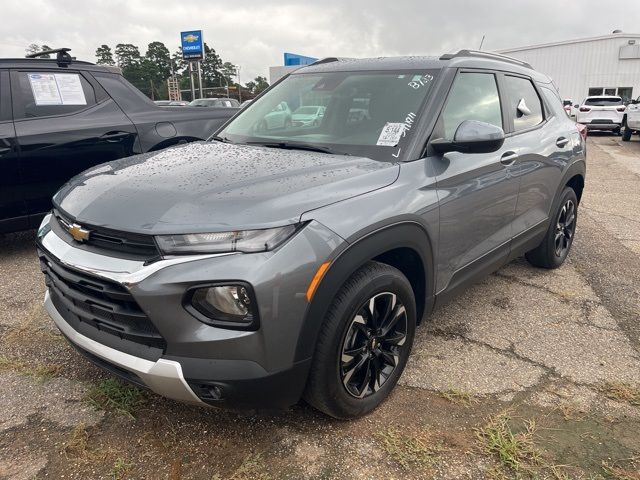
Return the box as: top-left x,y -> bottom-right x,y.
181,30 -> 204,60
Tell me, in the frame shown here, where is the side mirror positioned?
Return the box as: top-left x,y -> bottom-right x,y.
431,120 -> 505,154
574,104 -> 579,108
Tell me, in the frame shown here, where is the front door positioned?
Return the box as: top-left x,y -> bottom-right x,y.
431,70 -> 520,294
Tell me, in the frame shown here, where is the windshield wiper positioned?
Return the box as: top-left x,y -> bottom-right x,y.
246,141 -> 349,155
211,135 -> 233,143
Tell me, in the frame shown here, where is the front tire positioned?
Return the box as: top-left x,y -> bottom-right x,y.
304,261 -> 416,419
525,187 -> 578,269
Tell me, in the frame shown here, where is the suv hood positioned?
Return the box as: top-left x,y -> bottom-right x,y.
54,141 -> 399,234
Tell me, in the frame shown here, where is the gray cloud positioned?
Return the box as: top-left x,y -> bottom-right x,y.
2,0 -> 639,82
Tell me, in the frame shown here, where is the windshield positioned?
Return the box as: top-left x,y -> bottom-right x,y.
218,70 -> 439,161
585,97 -> 623,106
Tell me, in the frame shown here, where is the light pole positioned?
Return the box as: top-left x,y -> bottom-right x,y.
236,65 -> 242,103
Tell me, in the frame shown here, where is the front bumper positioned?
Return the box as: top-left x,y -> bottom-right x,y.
39,216 -> 344,408
45,290 -> 202,404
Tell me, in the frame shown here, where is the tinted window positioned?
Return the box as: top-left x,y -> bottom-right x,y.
584,97 -> 623,106
541,87 -> 566,117
14,71 -> 97,119
504,76 -> 544,131
440,72 -> 502,139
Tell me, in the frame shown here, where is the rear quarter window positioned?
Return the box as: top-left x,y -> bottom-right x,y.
13,71 -> 97,119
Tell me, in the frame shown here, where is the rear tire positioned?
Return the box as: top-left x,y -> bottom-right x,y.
525,187 -> 578,269
622,119 -> 633,141
304,261 -> 416,419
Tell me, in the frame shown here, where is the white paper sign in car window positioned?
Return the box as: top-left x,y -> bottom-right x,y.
376,122 -> 406,147
54,74 -> 87,105
28,73 -> 87,106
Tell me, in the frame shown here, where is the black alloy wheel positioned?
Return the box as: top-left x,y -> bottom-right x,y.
340,292 -> 407,398
554,199 -> 576,258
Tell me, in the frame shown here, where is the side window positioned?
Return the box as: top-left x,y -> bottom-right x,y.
540,86 -> 565,118
440,72 -> 502,139
14,71 -> 97,119
504,75 -> 544,132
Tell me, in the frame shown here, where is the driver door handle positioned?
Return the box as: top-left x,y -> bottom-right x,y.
100,131 -> 132,142
500,151 -> 518,166
0,147 -> 11,156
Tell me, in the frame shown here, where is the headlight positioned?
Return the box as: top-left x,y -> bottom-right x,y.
155,224 -> 300,255
187,284 -> 258,330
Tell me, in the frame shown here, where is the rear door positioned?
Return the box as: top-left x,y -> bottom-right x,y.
0,69 -> 25,231
11,68 -> 138,223
502,74 -> 574,253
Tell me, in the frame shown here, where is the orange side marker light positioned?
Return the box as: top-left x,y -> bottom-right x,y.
306,261 -> 331,302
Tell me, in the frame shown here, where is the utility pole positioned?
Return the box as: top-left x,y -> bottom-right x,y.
197,61 -> 204,99
236,65 -> 242,103
188,61 -> 196,101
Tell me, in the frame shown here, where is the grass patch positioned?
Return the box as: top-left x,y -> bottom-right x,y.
0,355 -> 62,383
439,389 -> 474,406
475,412 -> 541,474
110,457 -> 133,480
602,457 -> 640,480
86,378 -> 146,418
598,382 -> 640,407
64,424 -> 91,459
378,427 -> 439,470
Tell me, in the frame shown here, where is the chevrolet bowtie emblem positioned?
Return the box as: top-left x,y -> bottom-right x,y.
68,223 -> 91,242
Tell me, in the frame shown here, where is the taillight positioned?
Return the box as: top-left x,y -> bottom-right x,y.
579,107 -> 591,112
617,106 -> 626,112
576,123 -> 587,141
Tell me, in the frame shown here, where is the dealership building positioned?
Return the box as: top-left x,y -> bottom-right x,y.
498,31 -> 640,103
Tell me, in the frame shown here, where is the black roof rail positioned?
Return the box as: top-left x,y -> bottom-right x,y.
309,57 -> 340,66
439,49 -> 533,69
25,48 -> 74,67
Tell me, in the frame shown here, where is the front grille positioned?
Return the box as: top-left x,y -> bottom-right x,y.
53,209 -> 160,260
39,247 -> 166,360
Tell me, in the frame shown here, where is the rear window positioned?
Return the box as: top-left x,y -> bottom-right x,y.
584,97 -> 622,106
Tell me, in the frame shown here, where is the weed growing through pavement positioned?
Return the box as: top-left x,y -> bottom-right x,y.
110,457 -> 133,480
598,382 -> 640,407
0,355 -> 62,383
475,412 -> 541,474
86,378 -> 146,418
440,389 -> 474,406
378,427 -> 440,470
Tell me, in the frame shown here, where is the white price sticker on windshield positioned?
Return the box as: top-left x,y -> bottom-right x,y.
376,122 -> 406,146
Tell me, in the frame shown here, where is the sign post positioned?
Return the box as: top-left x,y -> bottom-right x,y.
181,30 -> 205,100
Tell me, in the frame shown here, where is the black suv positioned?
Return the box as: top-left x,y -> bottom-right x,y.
0,49 -> 236,233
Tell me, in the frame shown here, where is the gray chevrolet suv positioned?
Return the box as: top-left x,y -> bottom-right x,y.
37,51 -> 586,419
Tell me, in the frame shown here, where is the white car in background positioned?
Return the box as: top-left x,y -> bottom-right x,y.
623,96 -> 640,141
563,99 -> 577,118
576,96 -> 626,134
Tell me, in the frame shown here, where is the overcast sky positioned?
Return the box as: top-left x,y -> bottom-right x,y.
2,0 -> 640,82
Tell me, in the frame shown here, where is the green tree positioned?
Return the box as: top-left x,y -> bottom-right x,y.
220,62 -> 237,87
245,75 -> 269,95
95,45 -> 115,65
115,43 -> 141,69
25,44 -> 52,58
200,43 -> 223,87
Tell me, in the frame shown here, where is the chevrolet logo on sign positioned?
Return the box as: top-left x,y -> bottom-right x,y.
68,223 -> 91,242
183,34 -> 199,43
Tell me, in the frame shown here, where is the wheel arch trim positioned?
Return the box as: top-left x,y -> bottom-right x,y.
294,220 -> 435,363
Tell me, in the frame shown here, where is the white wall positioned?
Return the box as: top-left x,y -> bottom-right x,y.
498,34 -> 640,103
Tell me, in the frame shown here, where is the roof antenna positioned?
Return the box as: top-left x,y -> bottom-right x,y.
478,35 -> 485,50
